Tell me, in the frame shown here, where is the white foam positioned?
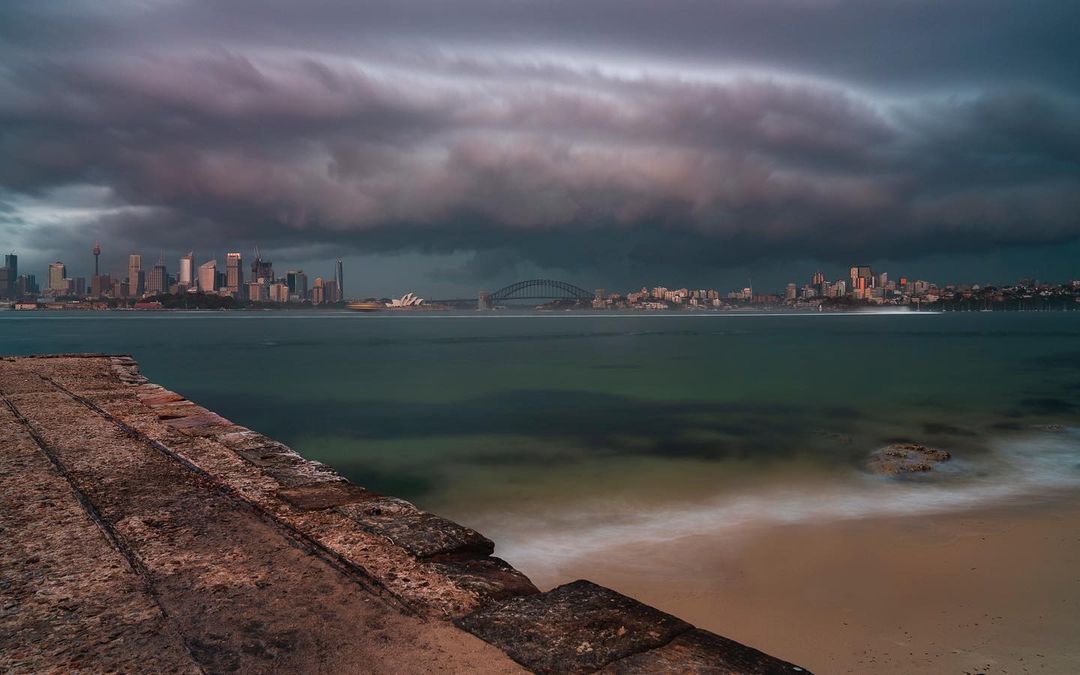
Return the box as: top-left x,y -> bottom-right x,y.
488,430 -> 1080,577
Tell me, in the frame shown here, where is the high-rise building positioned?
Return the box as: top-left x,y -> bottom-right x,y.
15,274 -> 37,297
323,280 -> 338,305
5,254 -> 17,291
286,270 -> 308,300
128,254 -> 144,297
246,280 -> 268,302
226,252 -> 243,296
198,260 -> 217,293
91,274 -> 112,298
148,256 -> 168,295
251,246 -> 272,282
311,277 -> 325,305
48,261 -> 67,293
269,282 -> 289,303
179,252 -> 195,288
1,254 -> 15,299
849,265 -> 873,292
334,258 -> 344,302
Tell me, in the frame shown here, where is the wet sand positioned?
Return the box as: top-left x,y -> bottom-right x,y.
536,492 -> 1080,673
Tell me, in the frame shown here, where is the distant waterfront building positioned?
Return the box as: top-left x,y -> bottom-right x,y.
592,288 -> 606,309
48,262 -> 67,293
251,246 -> 272,282
785,283 -> 797,300
198,260 -> 217,293
226,252 -> 243,297
128,254 -> 144,297
15,274 -> 37,297
269,282 -> 289,303
311,277 -> 325,305
323,280 -> 339,304
334,258 -> 344,302
478,290 -> 490,310
179,252 -> 195,288
852,265 -> 874,291
286,270 -> 308,300
3,253 -> 18,298
91,274 -> 112,298
148,256 -> 168,295
246,279 -> 269,302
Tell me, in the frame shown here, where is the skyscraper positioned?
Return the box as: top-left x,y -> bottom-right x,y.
148,255 -> 168,295
5,253 -> 17,286
849,265 -> 873,293
323,280 -> 338,305
48,262 -> 67,293
334,258 -> 343,302
1,254 -> 15,299
226,252 -> 243,296
128,254 -> 144,297
179,252 -> 195,287
91,274 -> 112,298
286,270 -> 308,300
251,245 -> 272,282
198,260 -> 217,293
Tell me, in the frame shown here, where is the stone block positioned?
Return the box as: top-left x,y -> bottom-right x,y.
456,579 -> 691,674
600,628 -> 810,674
277,481 -> 377,511
337,497 -> 495,559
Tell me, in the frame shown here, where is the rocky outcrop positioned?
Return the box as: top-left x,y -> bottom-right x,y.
866,443 -> 951,475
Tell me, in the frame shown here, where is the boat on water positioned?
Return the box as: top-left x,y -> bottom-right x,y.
345,301 -> 383,312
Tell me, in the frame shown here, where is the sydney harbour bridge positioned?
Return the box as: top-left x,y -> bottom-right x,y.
434,279 -> 594,307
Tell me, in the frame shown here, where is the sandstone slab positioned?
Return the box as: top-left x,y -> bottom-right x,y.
457,579 -> 692,673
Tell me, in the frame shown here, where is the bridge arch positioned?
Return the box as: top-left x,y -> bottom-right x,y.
489,279 -> 593,303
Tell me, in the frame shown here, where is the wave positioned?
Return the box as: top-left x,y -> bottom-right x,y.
488,429 -> 1080,577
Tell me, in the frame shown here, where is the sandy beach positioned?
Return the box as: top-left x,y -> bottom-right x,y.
538,492 -> 1080,673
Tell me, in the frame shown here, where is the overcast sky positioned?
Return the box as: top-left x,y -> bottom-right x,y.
2,0 -> 1079,296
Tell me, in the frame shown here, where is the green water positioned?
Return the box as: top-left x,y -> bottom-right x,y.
3,310 -> 1079,568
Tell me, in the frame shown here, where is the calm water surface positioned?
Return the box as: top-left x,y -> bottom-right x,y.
3,310 -> 1079,573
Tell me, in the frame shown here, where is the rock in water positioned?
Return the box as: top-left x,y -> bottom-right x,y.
866,443 -> 951,475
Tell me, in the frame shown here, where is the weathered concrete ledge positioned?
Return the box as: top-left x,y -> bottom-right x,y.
0,354 -> 809,673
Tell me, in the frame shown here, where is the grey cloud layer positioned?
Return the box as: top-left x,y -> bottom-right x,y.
1,0 -> 1078,280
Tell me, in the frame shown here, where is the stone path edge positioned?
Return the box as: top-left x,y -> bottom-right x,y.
2,354 -> 810,674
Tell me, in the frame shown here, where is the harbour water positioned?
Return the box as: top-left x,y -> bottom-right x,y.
4,312 -> 1080,589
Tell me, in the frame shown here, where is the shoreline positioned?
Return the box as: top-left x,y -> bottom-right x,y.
528,491 -> 1080,673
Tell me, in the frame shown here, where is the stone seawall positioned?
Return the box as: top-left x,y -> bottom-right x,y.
0,354 -> 808,673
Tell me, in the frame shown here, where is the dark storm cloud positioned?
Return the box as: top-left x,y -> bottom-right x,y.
1,0 -> 1079,282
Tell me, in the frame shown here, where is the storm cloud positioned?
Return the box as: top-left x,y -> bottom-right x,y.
2,0 -> 1079,289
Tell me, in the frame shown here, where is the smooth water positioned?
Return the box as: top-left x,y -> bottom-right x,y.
3,310 -> 1079,572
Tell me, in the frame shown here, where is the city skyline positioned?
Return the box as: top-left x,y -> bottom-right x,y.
6,236 -> 1077,310
2,1 -> 1080,296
